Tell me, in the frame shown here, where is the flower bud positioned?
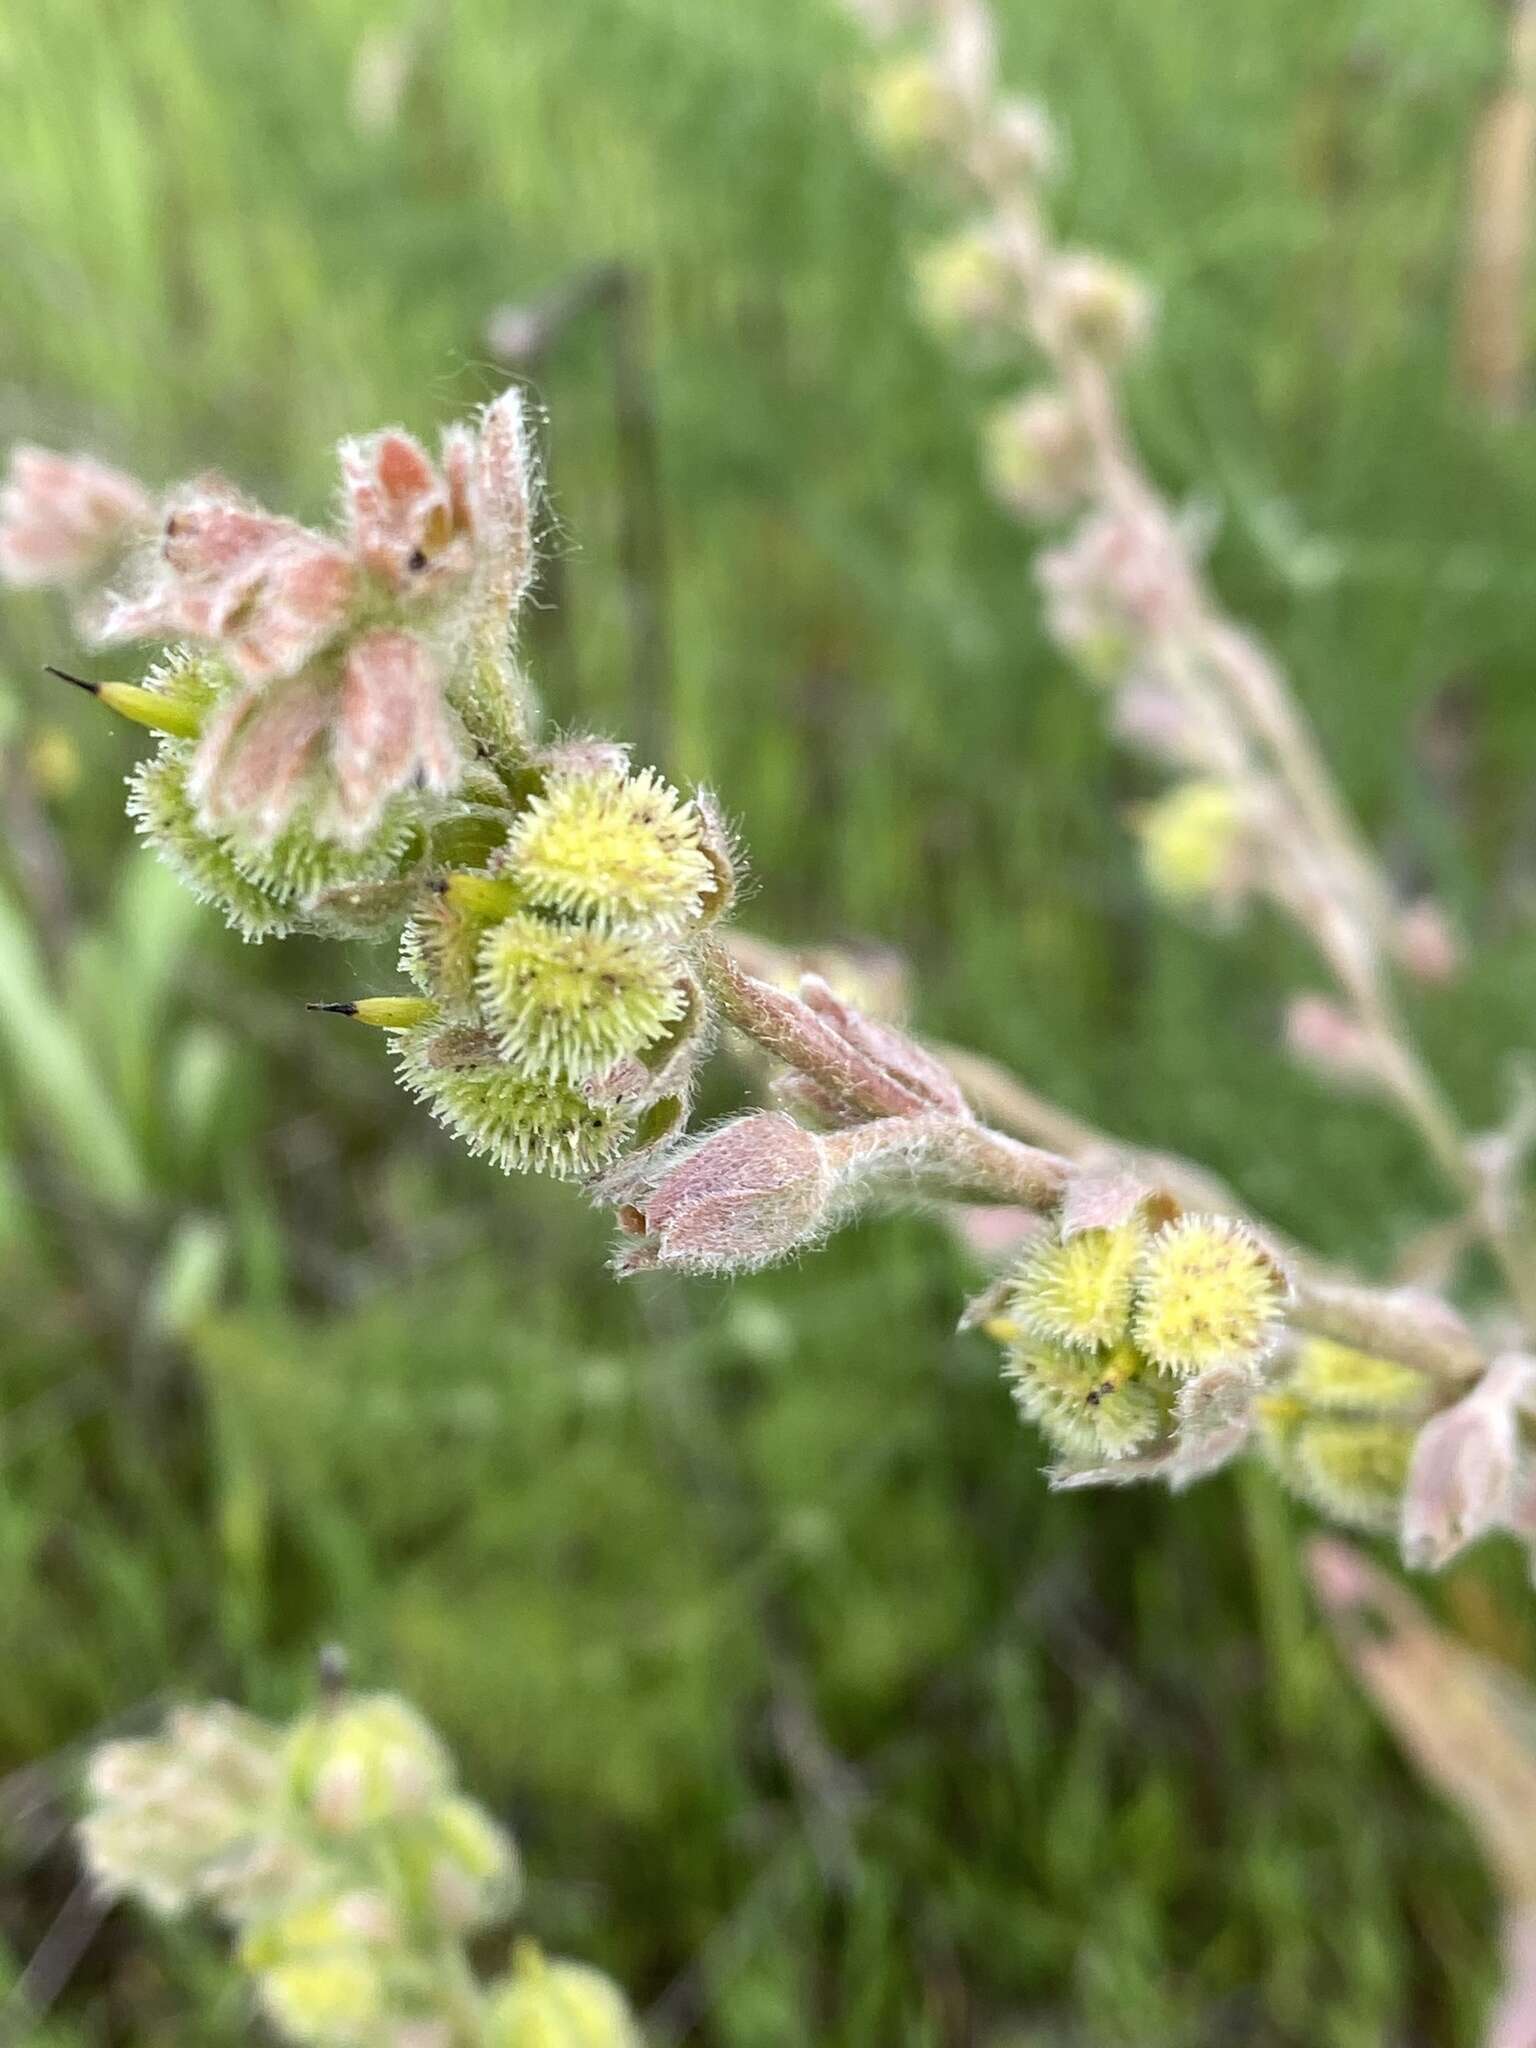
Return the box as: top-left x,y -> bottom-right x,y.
1283,993 -> 1383,1093
1133,1216 -> 1286,1377
284,1694 -> 451,1835
861,54 -> 970,165
0,445 -> 154,590
1393,898 -> 1461,986
914,223 -> 1025,340
617,1112 -> 837,1275
982,388 -> 1092,522
1035,251 -> 1154,364
393,1795 -> 522,1932
1401,1360 -> 1532,1570
486,1943 -> 642,2048
970,95 -> 1059,187
1036,509 -> 1189,680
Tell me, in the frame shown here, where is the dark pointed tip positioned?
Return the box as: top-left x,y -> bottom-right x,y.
306,1001 -> 359,1017
44,665 -> 101,696
427,875 -> 450,895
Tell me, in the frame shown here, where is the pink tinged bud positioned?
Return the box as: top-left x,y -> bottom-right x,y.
1283,994 -> 1383,1093
1036,509 -> 1191,673
975,95 -> 1058,185
1057,1153 -> 1176,1239
1488,1909 -> 1536,2048
340,428 -> 468,596
312,1755 -> 368,1832
619,1113 -> 836,1276
951,1205 -> 1045,1264
1401,1358 -> 1533,1570
472,387 -> 536,609
0,446 -> 155,588
797,974 -> 968,1116
331,629 -> 459,841
1110,675 -> 1205,770
1393,898 -> 1461,986
190,675 -> 333,841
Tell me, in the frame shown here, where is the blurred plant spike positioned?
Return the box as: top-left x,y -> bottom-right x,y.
844,0 -> 1536,1277
77,1686 -> 638,2048
4,155 -> 1536,1549
1308,1540 -> 1536,2046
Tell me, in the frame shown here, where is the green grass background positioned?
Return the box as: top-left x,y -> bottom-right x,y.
3,0 -> 1536,2039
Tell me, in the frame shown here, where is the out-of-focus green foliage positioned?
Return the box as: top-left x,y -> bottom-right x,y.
2,0 -> 1536,2040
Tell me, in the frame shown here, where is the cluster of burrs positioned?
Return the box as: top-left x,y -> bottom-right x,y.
80,1689 -> 640,2048
988,1176 -> 1290,1481
0,396 -> 736,1184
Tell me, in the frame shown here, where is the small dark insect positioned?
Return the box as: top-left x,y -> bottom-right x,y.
407,546 -> 429,572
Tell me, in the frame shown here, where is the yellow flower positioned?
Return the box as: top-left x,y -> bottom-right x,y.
861,55 -> 965,164
486,1941 -> 642,2048
1010,1223 -> 1143,1350
1133,1216 -> 1283,1376
284,1694 -> 450,1834
507,766 -> 712,932
1134,781 -> 1243,906
255,1957 -> 384,2047
914,227 -> 1019,338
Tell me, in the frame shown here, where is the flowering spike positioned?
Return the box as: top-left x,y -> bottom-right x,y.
1133,1215 -> 1286,1377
